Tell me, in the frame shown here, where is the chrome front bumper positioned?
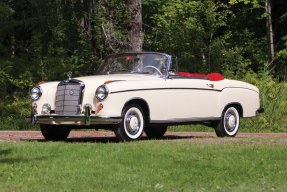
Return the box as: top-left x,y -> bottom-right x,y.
25,114 -> 122,125
26,103 -> 122,126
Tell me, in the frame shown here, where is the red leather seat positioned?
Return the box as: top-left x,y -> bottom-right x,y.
178,72 -> 224,81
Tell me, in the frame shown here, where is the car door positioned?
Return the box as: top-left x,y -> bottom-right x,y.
165,77 -> 221,120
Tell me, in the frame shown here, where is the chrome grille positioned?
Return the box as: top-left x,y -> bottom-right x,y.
55,81 -> 83,115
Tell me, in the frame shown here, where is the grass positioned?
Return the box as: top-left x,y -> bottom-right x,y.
0,116 -> 38,131
167,116 -> 275,133
1,138 -> 287,191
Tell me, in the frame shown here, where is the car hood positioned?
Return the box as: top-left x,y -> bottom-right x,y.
74,74 -> 158,87
38,74 -> 161,93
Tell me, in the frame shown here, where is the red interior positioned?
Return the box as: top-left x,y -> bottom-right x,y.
178,72 -> 224,81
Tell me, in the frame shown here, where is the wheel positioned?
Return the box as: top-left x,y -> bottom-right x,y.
40,124 -> 71,141
214,106 -> 240,137
145,126 -> 167,139
114,104 -> 145,141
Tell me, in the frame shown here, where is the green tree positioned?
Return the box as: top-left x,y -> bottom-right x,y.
144,0 -> 234,73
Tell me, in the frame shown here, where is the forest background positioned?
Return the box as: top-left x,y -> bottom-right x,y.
0,0 -> 287,132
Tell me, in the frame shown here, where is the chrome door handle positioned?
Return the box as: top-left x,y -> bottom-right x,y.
206,84 -> 214,88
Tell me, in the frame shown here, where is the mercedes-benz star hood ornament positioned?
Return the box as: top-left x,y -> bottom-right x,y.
67,71 -> 72,80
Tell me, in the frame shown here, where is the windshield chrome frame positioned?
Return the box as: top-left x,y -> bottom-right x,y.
97,52 -> 173,78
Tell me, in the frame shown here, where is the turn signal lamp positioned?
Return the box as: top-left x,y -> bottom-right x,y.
97,104 -> 103,111
38,81 -> 45,85
104,80 -> 112,84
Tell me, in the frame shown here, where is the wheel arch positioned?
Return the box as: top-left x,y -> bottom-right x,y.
222,102 -> 243,117
122,97 -> 150,123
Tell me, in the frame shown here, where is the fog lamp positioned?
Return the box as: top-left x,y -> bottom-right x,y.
42,103 -> 51,114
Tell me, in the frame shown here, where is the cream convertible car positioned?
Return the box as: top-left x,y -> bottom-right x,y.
26,52 -> 263,141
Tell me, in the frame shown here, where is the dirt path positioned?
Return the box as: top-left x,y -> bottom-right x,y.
1,131 -> 287,143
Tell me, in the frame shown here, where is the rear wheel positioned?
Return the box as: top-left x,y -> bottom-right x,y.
214,106 -> 240,137
145,126 -> 167,139
114,104 -> 145,141
40,124 -> 71,141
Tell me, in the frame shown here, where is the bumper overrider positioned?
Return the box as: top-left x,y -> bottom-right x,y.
25,105 -> 122,126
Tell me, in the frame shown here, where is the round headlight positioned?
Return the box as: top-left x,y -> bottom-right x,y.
30,86 -> 42,101
95,85 -> 109,101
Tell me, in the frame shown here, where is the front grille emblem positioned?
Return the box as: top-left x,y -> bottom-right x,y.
69,90 -> 74,95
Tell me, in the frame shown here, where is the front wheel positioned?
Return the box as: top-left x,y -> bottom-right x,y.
114,104 -> 145,141
214,107 -> 240,137
40,124 -> 71,141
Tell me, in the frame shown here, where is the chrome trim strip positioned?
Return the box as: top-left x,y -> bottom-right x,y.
110,87 -> 222,94
32,115 -> 122,125
110,86 -> 258,94
150,117 -> 221,124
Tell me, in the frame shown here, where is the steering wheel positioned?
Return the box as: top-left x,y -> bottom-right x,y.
143,65 -> 162,75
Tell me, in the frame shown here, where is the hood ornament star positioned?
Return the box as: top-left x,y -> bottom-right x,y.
67,71 -> 72,80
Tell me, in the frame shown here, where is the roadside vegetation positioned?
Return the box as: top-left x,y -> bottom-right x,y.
1,0 -> 287,132
1,139 -> 287,191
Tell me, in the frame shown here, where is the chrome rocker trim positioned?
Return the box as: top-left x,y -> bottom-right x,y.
150,117 -> 221,124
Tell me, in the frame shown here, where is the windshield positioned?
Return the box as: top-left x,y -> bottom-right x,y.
97,53 -> 168,75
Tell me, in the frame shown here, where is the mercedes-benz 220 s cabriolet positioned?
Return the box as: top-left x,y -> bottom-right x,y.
26,52 -> 264,141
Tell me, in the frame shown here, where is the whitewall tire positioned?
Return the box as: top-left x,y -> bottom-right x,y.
214,106 -> 240,137
114,104 -> 145,141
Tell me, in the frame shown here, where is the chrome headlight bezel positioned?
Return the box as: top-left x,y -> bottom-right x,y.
30,86 -> 42,101
95,85 -> 109,101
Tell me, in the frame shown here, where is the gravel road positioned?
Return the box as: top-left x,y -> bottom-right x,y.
1,131 -> 287,143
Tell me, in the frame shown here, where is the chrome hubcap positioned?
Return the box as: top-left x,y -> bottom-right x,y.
224,112 -> 237,132
127,115 -> 139,131
227,114 -> 236,128
125,113 -> 141,135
